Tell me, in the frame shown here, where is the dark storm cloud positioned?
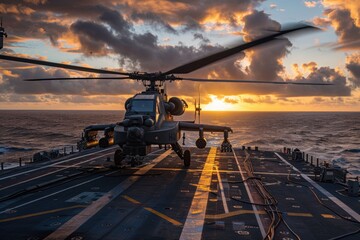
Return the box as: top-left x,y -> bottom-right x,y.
346,54 -> 360,88
322,8 -> 360,50
193,33 -> 210,43
129,11 -> 177,34
0,60 -> 144,96
120,0 -> 264,31
284,66 -> 351,97
0,0 -> 354,105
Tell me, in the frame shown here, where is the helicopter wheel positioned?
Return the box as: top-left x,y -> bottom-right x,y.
114,149 -> 124,166
183,150 -> 191,167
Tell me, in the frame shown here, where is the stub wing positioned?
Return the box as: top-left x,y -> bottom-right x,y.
178,121 -> 232,133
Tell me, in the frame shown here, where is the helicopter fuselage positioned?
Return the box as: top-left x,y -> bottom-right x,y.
114,91 -> 181,156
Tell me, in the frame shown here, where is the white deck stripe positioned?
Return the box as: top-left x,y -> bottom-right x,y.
0,175 -> 105,215
44,149 -> 171,240
233,151 -> 266,238
0,152 -> 112,191
0,146 -> 117,181
275,152 -> 360,222
180,147 -> 216,240
215,166 -> 229,213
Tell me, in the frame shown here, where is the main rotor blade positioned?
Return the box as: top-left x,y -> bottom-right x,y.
180,77 -> 333,85
165,24 -> 318,75
0,54 -> 129,76
24,77 -> 131,81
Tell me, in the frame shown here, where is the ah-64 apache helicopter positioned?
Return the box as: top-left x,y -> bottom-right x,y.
0,23 -> 332,167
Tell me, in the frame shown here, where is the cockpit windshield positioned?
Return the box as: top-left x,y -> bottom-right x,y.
130,100 -> 154,113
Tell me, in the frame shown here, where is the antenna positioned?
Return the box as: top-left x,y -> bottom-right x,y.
0,17 -> 7,50
194,84 -> 201,124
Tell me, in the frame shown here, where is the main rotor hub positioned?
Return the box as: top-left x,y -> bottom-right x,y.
128,72 -> 178,92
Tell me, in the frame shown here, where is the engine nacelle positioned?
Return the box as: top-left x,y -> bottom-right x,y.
196,138 -> 207,149
168,97 -> 187,116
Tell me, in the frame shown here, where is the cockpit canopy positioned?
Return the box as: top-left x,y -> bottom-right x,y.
126,94 -> 157,116
130,100 -> 154,113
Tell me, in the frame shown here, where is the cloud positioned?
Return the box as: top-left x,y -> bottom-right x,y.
241,96 -> 274,104
224,97 -> 239,104
0,0 -> 356,107
304,1 -> 318,8
346,53 -> 360,87
313,17 -> 332,28
270,4 -> 277,9
320,1 -> 360,50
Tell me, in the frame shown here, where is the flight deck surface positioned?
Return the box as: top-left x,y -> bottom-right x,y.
0,147 -> 359,240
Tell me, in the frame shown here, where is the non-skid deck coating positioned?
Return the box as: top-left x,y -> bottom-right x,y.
0,147 -> 359,240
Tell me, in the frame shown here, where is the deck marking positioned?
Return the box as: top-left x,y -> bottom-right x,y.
321,214 -> 336,219
121,195 -> 182,226
233,150 -> 267,238
122,195 -> 141,204
0,175 -> 105,214
44,149 -> 171,240
179,147 -> 216,240
0,152 -> 112,191
206,210 -> 313,220
215,166 -> 229,213
0,205 -> 86,223
275,152 -> 360,222
144,207 -> 183,226
0,146 -> 117,181
0,148 -> 164,192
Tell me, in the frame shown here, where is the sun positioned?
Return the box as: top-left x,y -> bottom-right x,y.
203,95 -> 238,111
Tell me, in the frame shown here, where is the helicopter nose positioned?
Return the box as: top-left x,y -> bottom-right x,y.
127,127 -> 144,143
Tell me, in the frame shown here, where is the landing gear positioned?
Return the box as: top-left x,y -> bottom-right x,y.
114,149 -> 124,166
184,150 -> 191,167
171,142 -> 191,167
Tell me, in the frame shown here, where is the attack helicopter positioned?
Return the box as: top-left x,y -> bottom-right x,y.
0,23 -> 332,167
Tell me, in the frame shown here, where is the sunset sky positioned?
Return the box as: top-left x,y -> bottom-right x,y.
0,0 -> 359,111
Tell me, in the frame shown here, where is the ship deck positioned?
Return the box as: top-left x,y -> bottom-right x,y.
0,147 -> 359,240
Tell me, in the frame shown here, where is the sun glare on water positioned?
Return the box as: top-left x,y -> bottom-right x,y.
203,95 -> 239,111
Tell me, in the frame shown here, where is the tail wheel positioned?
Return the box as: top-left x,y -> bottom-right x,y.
114,149 -> 124,166
183,150 -> 191,167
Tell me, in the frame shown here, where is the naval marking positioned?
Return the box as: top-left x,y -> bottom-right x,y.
275,152 -> 360,222
215,166 -> 229,213
0,205 -> 86,223
144,207 -> 183,226
0,175 -> 105,214
122,195 -> 141,204
0,146 -> 117,181
0,152 -> 113,191
179,147 -> 216,240
233,150 -> 267,238
44,149 -> 172,240
121,195 -> 183,226
205,210 -> 313,220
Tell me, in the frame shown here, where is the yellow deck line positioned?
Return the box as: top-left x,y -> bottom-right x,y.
287,212 -> 313,217
122,195 -> 141,204
122,195 -> 182,226
44,149 -> 171,240
179,147 -> 217,240
144,207 -> 182,226
0,205 -> 86,223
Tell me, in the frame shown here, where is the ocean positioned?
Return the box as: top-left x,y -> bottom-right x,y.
0,110 -> 359,176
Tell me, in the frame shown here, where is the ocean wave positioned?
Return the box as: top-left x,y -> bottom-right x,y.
342,149 -> 360,153
0,146 -> 34,154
